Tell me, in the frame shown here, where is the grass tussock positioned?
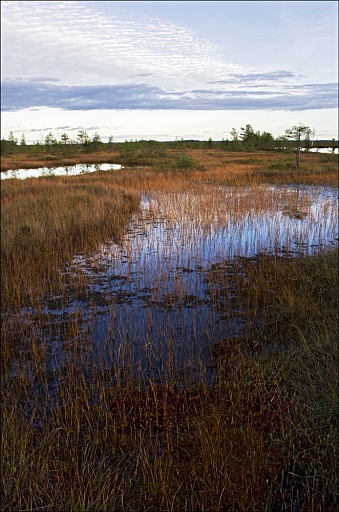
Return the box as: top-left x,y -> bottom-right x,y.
1,150 -> 338,511
1,172 -> 140,310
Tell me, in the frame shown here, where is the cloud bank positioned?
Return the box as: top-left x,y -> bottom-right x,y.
2,1 -> 337,114
2,78 -> 337,112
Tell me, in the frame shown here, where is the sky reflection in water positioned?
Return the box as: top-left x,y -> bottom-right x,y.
0,163 -> 123,180
9,184 -> 339,388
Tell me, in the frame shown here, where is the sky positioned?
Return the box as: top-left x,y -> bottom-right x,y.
1,0 -> 338,143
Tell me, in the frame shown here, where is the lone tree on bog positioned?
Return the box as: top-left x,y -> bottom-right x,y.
285,124 -> 312,169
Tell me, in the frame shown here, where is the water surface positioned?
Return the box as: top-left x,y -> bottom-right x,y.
5,184 -> 338,392
0,163 -> 123,180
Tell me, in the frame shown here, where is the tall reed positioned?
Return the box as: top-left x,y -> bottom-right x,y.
1,150 -> 338,511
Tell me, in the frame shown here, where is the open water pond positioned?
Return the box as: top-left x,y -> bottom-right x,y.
5,183 -> 339,394
0,162 -> 123,180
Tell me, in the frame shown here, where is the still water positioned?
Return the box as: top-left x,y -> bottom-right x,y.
6,183 -> 338,390
0,163 -> 123,180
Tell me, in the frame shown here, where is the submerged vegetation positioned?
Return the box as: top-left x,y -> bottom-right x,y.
1,148 -> 338,511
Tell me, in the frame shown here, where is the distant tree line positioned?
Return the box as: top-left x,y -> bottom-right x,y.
1,125 -> 338,158
1,129 -> 106,156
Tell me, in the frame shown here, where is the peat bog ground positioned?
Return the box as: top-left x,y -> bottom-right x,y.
1,149 -> 338,511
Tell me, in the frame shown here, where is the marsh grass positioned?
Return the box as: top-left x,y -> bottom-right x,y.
1,151 -> 338,511
1,151 -> 124,172
1,172 -> 140,310
2,148 -> 338,186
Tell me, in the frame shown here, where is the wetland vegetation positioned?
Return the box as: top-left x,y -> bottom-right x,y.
1,145 -> 338,511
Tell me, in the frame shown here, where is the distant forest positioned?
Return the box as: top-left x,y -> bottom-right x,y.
1,124 -> 338,156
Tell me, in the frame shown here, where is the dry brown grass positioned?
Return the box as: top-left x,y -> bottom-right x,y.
1,149 -> 338,511
1,170 -> 140,310
2,148 -> 338,187
182,149 -> 338,187
1,150 -> 123,172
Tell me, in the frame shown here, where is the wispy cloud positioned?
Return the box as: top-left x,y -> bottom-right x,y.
1,0 -> 338,114
1,0 -> 239,90
207,71 -> 300,85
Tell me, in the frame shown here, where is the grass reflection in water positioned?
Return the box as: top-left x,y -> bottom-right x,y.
6,184 -> 338,388
1,167 -> 338,511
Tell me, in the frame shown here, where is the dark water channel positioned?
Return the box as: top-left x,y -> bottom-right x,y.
6,184 -> 339,397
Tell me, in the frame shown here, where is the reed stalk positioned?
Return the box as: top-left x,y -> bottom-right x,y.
1,150 -> 338,511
